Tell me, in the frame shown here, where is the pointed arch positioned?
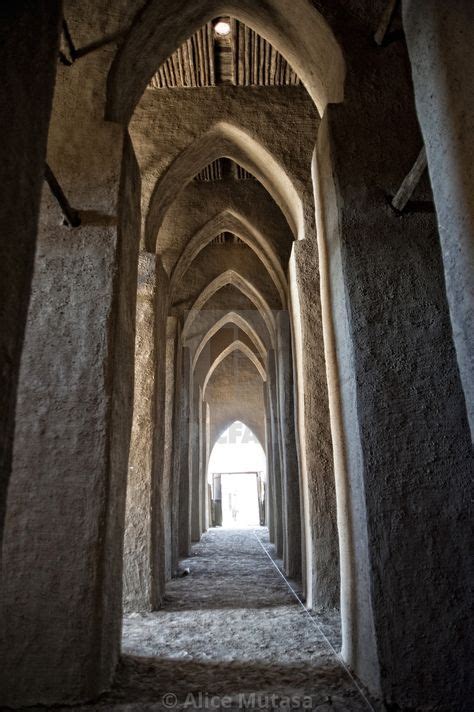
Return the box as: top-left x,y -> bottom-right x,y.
144,122 -> 304,251
106,0 -> 344,123
202,340 -> 267,397
170,210 -> 287,307
192,311 -> 268,371
182,269 -> 276,347
210,418 -> 266,455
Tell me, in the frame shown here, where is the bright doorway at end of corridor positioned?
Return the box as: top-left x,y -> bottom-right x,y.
208,421 -> 266,528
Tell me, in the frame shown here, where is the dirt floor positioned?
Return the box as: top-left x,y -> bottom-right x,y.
20,528 -> 380,711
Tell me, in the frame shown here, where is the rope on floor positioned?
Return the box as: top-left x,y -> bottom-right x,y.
252,529 -> 377,712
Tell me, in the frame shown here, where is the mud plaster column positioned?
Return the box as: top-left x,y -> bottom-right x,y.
277,312 -> 302,579
289,238 -> 339,610
149,259 -> 171,605
204,402 -> 211,530
123,253 -> 156,610
162,317 -> 178,581
0,1 -> 61,557
267,351 -> 284,558
198,386 -> 204,535
190,378 -> 202,542
170,328 -> 183,573
199,393 -> 209,534
179,347 -> 192,556
0,129 -> 140,705
403,0 -> 474,439
264,387 -> 275,542
316,82 -> 473,706
123,253 -> 162,611
274,351 -> 287,561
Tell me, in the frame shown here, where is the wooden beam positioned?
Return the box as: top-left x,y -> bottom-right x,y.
44,163 -> 81,228
391,146 -> 427,212
374,0 -> 399,46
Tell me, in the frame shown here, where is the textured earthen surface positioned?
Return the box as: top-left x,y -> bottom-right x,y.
0,35 -> 138,699
206,353 -> 266,451
124,253 -> 158,612
0,0 -> 61,556
314,6 -> 474,704
19,529 -> 377,712
277,312 -> 302,580
129,85 -> 318,253
403,0 -> 474,439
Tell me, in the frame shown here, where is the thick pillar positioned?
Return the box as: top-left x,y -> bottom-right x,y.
290,239 -> 339,609
267,351 -> 284,557
190,380 -> 202,541
199,394 -> 210,534
0,1 -> 61,556
178,347 -> 192,556
277,312 -> 302,580
0,128 -> 140,705
123,253 -> 158,611
403,0 -> 474,439
204,402 -> 211,530
149,261 -> 171,603
123,256 -> 169,610
162,317 -> 178,581
264,388 -> 275,543
170,328 -> 183,573
314,41 -> 473,705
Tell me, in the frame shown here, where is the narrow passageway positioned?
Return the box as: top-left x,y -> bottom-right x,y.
2,5 -> 473,710
36,529 -> 377,711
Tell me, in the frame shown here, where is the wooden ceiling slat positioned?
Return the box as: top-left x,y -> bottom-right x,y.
207,23 -> 216,86
279,54 -> 285,84
181,42 -> 192,86
269,45 -> 276,85
171,53 -> 183,87
264,38 -> 270,85
259,35 -> 265,84
186,38 -> 197,87
237,21 -> 245,86
198,27 -> 209,86
231,18 -> 238,86
244,24 -> 251,87
176,47 -> 185,86
254,32 -> 258,84
194,33 -> 203,87
162,58 -> 172,87
196,35 -> 206,86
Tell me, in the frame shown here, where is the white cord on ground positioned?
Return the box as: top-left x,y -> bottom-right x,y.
252,529 -> 377,712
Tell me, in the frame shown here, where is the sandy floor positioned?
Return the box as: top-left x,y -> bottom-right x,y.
22,528 -> 379,711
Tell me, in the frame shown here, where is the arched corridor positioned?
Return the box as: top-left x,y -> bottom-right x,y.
0,2 -> 473,711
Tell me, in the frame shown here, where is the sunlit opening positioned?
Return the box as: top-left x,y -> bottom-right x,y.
214,20 -> 232,37
208,421 -> 266,528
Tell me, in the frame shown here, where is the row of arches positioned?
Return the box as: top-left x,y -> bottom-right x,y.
0,1 -> 472,710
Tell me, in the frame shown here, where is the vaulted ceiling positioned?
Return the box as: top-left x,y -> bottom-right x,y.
149,18 -> 301,89
132,14 -> 311,444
